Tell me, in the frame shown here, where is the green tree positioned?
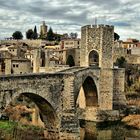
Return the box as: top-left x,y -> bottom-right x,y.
26,29 -> 34,39
12,31 -> 23,40
69,32 -> 78,39
54,33 -> 62,42
114,32 -> 120,41
47,27 -> 55,41
116,56 -> 126,68
32,26 -> 38,39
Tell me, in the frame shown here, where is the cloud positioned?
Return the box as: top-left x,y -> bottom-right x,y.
0,0 -> 139,40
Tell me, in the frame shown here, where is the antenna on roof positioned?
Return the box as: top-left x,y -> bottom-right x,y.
95,17 -> 97,25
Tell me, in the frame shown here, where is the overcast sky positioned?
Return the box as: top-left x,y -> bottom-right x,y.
0,0 -> 140,40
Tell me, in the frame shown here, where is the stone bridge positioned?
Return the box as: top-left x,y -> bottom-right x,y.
0,66 -> 125,139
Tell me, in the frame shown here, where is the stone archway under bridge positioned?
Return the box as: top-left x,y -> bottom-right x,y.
76,75 -> 99,121
4,92 -> 58,130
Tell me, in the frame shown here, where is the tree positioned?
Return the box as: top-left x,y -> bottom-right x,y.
114,32 -> 120,41
54,33 -> 62,42
26,26 -> 38,40
69,32 -> 78,39
47,27 -> 55,41
116,56 -> 126,68
61,33 -> 69,39
32,26 -> 38,39
26,29 -> 34,39
12,31 -> 23,40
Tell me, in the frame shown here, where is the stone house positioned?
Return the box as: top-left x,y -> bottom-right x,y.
60,39 -> 81,49
0,44 -> 32,75
11,58 -> 32,74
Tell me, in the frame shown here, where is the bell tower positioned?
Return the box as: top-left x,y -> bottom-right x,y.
40,21 -> 48,37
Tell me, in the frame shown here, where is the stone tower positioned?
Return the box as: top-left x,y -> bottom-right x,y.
40,21 -> 48,37
80,25 -> 114,68
33,48 -> 50,73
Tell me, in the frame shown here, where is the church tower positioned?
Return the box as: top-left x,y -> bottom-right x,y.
40,21 -> 48,37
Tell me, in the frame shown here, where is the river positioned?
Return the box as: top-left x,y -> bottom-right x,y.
80,121 -> 140,140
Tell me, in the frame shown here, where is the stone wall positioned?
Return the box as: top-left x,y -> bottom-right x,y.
5,59 -> 11,74
113,68 -> 126,109
126,54 -> 140,65
99,69 -> 113,110
11,59 -> 32,74
39,66 -> 69,73
113,42 -> 126,63
1,40 -> 42,47
0,73 -> 80,139
0,74 -> 63,116
62,48 -> 80,66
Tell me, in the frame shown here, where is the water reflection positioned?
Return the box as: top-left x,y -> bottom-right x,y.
80,121 -> 140,140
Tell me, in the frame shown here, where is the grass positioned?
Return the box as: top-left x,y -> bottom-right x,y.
0,120 -> 43,134
0,120 -> 17,133
19,123 -> 43,131
0,120 -> 45,140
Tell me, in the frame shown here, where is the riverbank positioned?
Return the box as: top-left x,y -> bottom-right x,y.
0,120 -> 45,140
122,92 -> 140,129
122,115 -> 140,129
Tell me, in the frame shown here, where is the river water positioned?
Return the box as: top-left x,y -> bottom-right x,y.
80,121 -> 140,140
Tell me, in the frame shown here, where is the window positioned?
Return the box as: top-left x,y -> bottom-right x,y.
13,64 -> 19,68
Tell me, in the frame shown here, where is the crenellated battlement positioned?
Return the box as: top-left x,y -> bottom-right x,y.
82,24 -> 114,30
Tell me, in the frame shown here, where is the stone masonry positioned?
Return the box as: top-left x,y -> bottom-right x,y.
0,66 -> 125,139
80,25 -> 114,68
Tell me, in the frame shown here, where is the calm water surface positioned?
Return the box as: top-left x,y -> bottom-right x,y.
80,121 -> 140,140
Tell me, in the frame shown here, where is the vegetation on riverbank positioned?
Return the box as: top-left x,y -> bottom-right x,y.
123,83 -> 140,129
122,115 -> 140,129
0,120 -> 45,140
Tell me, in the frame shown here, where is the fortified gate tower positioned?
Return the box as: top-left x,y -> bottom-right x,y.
80,25 -> 125,111
80,24 -> 114,68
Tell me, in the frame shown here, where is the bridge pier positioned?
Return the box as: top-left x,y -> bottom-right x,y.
59,110 -> 80,140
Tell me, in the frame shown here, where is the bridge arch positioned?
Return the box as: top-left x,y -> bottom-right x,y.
5,92 -> 58,129
76,75 -> 98,109
88,49 -> 99,66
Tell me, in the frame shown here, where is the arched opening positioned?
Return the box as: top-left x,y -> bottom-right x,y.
89,50 -> 99,66
1,59 -> 5,73
40,50 -> 45,67
4,93 -> 57,129
66,55 -> 75,67
77,76 -> 98,108
0,54 -> 5,73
